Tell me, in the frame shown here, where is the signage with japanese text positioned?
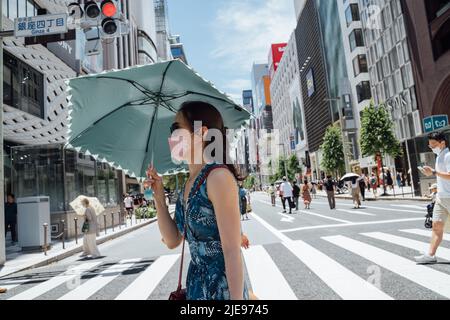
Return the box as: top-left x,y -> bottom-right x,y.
15,14 -> 68,38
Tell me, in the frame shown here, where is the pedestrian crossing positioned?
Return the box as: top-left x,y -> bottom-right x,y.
1,229 -> 450,300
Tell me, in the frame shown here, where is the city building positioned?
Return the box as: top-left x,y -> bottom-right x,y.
154,0 -> 172,61
398,0 -> 450,196
1,0 -> 161,261
270,32 -> 308,177
359,0 -> 422,178
337,0 -> 372,172
169,34 -> 188,64
294,0 -> 333,180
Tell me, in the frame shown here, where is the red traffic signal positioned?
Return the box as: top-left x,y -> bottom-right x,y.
101,0 -> 117,18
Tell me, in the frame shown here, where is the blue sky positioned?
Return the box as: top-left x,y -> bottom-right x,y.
168,0 -> 297,104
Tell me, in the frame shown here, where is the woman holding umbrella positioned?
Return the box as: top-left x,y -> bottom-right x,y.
80,198 -> 101,259
146,101 -> 251,300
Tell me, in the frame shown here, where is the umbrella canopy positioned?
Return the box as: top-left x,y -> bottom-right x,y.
70,196 -> 105,216
340,173 -> 360,181
66,60 -> 251,178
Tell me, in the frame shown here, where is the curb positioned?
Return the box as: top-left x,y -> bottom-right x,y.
0,217 -> 160,279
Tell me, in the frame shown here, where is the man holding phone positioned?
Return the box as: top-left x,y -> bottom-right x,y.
415,132 -> 450,264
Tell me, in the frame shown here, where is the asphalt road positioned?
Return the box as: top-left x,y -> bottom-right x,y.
1,192 -> 449,300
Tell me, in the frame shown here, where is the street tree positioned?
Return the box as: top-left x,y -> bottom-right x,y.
360,100 -> 401,195
320,125 -> 345,178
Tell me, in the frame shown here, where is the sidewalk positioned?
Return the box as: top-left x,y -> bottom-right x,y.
316,185 -> 429,202
0,205 -> 175,279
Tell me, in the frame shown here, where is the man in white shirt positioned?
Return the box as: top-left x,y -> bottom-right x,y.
415,132 -> 450,264
280,177 -> 294,214
124,194 -> 134,218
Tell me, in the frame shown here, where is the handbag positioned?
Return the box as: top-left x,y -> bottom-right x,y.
169,164 -> 229,300
82,221 -> 89,233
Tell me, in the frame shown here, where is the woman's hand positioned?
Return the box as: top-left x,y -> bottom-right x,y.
145,165 -> 165,202
241,234 -> 250,249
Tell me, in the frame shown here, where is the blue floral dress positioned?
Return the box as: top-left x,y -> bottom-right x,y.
174,163 -> 249,300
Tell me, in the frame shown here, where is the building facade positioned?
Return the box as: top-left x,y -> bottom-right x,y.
169,35 -> 188,64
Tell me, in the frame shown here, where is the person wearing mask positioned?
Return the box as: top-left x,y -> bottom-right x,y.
268,183 -> 276,206
5,194 -> 18,244
280,177 -> 294,214
324,176 -> 336,209
292,181 -> 301,211
415,132 -> 450,264
146,101 -> 250,300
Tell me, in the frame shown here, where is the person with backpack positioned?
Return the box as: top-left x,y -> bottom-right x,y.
324,176 -> 336,209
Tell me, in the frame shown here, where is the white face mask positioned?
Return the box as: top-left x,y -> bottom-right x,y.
432,147 -> 442,155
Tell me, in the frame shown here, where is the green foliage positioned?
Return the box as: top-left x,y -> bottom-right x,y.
134,206 -> 156,219
320,125 -> 345,176
243,175 -> 255,189
360,101 -> 401,158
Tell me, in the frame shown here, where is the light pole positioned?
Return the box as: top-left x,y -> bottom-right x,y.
278,143 -> 288,179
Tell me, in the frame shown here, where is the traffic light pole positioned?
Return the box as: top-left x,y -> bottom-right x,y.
0,2 -> 6,266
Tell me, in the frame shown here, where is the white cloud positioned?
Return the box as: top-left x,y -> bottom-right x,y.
210,0 -> 296,102
211,0 -> 296,71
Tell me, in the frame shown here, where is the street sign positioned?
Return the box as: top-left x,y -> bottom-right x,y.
14,13 -> 68,38
24,29 -> 76,46
423,115 -> 449,133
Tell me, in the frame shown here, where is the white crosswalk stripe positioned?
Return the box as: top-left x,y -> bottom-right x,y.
115,255 -> 180,300
59,258 -> 142,300
400,229 -> 450,242
336,209 -> 376,216
8,261 -> 102,300
242,245 -> 297,300
323,235 -> 450,299
361,232 -> 450,261
5,227 -> 450,300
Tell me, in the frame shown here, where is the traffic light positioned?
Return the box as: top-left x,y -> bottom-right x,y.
100,0 -> 119,37
85,1 -> 101,19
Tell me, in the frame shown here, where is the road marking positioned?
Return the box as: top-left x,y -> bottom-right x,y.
9,261 -> 102,300
59,258 -> 142,300
361,232 -> 450,260
399,229 -> 450,242
115,255 -> 180,300
242,245 -> 297,300
279,217 -> 424,233
313,201 -> 424,214
323,235 -> 450,299
336,209 -> 376,216
390,204 -> 426,210
277,212 -> 295,223
298,210 -> 352,223
0,279 -> 30,291
258,199 -> 352,224
249,211 -> 392,300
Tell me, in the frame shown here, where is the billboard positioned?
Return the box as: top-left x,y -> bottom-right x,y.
306,68 -> 315,97
269,43 -> 287,78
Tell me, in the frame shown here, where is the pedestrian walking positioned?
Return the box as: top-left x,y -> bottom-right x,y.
4,194 -> 18,244
239,183 -> 249,220
292,181 -> 301,211
124,193 -> 134,219
324,176 -> 336,209
359,174 -> 367,201
268,183 -> 276,206
415,132 -> 450,264
370,173 -> 378,197
396,172 -> 402,188
280,177 -> 294,214
349,177 -> 362,209
386,169 -> 394,190
302,179 -> 312,209
80,198 -> 101,259
278,185 -> 286,212
147,101 -> 251,300
311,183 -> 317,199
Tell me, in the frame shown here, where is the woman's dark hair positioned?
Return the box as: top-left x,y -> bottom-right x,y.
178,101 -> 243,181
428,131 -> 447,145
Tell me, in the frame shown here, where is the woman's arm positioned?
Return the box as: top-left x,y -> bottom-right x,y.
147,165 -> 182,249
207,169 -> 244,300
